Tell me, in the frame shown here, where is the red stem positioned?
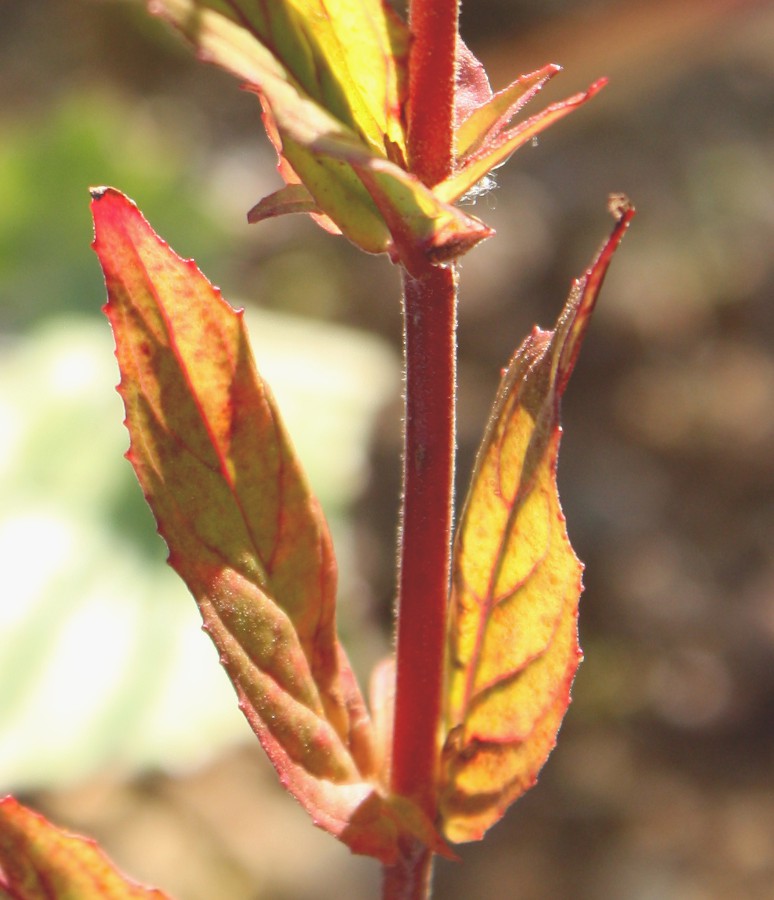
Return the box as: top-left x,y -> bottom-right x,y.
382,839 -> 435,900
387,1 -> 459,896
386,263 -> 456,900
406,0 -> 458,185
391,265 -> 456,817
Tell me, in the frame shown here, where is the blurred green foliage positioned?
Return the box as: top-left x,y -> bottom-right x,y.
0,90 -> 232,331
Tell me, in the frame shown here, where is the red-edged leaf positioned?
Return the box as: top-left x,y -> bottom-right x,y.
0,796 -> 168,899
440,198 -> 635,843
454,39 -> 494,130
145,3 -> 604,272
149,0 -> 492,272
455,64 -> 561,162
439,78 -> 607,206
91,187 -> 445,862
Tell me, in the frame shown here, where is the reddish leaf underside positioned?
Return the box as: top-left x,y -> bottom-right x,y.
91,187 -> 444,863
440,198 -> 635,843
0,796 -> 168,899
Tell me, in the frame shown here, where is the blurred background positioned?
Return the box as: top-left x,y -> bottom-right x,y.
1,0 -> 773,897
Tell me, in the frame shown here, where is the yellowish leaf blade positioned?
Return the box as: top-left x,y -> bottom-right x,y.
440,199 -> 635,843
250,82 -> 493,268
149,0 -> 408,155
313,142 -> 494,271
0,797 -> 169,899
148,0 -> 493,269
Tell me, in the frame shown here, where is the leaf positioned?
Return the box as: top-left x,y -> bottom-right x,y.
247,183 -> 320,222
146,3 -> 606,272
149,0 -> 408,154
440,198 -> 635,844
0,796 -> 168,899
455,63 -> 561,162
438,78 -> 607,206
91,187 -> 445,862
149,0 -> 492,272
454,39 -> 494,131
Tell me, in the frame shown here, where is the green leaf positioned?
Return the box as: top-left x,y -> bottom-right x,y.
146,2 -> 607,273
149,0 -> 408,154
148,0 -> 493,271
91,187 -> 445,861
0,796 -> 168,899
440,198 -> 635,844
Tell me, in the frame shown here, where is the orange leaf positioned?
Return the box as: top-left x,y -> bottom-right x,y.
440,197 -> 635,843
91,187 -> 444,862
0,796 -> 168,899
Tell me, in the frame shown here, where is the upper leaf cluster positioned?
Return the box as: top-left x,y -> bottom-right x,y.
150,0 -> 602,273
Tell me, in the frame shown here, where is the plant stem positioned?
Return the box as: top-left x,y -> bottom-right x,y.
388,260 -> 456,900
406,0 -> 458,185
387,1 -> 459,897
392,265 -> 456,814
382,840 -> 434,900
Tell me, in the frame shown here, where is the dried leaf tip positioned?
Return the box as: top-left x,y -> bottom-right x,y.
608,192 -> 634,221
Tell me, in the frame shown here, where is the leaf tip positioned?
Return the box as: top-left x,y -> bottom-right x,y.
424,220 -> 496,269
607,192 -> 635,221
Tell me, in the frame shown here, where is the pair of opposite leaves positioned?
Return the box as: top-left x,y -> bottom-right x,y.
0,194 -> 631,897
87,180 -> 631,867
0,0 -> 635,893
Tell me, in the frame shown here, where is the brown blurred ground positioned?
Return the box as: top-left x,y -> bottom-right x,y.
2,0 -> 774,897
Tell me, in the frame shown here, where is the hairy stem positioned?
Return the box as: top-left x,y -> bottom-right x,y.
387,1 -> 459,896
391,265 -> 456,817
406,0 -> 458,185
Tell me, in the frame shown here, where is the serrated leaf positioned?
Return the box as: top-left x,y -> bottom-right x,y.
146,3 -> 606,272
91,187 -> 445,862
0,796 -> 168,899
440,199 -> 635,844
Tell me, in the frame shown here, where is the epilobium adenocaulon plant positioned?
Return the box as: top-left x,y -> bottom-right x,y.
0,1 -> 633,897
